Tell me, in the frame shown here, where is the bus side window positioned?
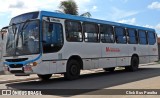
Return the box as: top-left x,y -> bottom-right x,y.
100,24 -> 114,43
127,29 -> 138,44
43,21 -> 64,53
138,30 -> 148,45
83,22 -> 99,42
65,20 -> 82,42
114,27 -> 127,44
148,31 -> 156,45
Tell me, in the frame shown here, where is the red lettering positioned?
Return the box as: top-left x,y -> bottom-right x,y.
106,47 -> 110,52
106,47 -> 120,52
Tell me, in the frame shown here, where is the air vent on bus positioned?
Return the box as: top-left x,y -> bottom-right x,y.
9,64 -> 23,68
6,58 -> 28,62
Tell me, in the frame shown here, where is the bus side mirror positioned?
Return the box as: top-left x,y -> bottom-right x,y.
0,30 -> 7,40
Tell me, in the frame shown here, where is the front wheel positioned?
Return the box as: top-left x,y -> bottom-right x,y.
37,74 -> 52,80
125,56 -> 139,72
64,60 -> 80,80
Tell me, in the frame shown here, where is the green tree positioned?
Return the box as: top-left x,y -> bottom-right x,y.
57,0 -> 91,18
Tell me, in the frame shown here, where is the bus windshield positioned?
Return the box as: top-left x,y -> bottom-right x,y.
5,20 -> 40,56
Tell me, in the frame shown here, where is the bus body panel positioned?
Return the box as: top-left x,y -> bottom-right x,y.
114,44 -> 129,67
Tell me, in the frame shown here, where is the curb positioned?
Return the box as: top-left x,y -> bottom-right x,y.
0,77 -> 39,84
0,71 -> 4,75
0,75 -> 62,84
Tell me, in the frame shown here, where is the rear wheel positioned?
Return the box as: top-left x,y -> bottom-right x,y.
103,67 -> 115,72
64,60 -> 80,80
125,56 -> 139,71
37,74 -> 52,80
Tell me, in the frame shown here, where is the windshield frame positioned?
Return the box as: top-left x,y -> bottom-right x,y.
4,19 -> 41,57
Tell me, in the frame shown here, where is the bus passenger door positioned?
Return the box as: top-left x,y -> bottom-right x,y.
42,17 -> 64,74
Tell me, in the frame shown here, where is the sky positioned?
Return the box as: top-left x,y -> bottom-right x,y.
0,0 -> 160,36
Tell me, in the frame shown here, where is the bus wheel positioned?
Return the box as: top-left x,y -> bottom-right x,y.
126,56 -> 139,71
64,60 -> 80,80
37,74 -> 52,80
103,67 -> 115,72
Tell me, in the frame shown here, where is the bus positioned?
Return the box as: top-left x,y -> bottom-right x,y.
1,11 -> 158,80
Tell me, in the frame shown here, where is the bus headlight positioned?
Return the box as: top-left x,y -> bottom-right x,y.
32,62 -> 38,66
29,62 -> 38,67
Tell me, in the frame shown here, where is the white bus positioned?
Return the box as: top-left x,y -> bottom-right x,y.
1,11 -> 158,80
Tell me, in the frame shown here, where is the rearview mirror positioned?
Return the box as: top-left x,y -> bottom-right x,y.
0,28 -> 7,40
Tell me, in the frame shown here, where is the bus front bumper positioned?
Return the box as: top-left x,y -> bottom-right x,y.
3,65 -> 33,76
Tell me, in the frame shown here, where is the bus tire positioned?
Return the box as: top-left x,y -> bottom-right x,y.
64,60 -> 80,80
37,74 -> 52,80
103,67 -> 115,72
126,56 -> 139,72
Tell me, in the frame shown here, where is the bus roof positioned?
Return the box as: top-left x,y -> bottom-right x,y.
13,10 -> 154,32
40,11 -> 155,31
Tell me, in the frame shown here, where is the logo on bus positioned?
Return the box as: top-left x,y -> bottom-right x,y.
106,47 -> 120,52
153,48 -> 157,51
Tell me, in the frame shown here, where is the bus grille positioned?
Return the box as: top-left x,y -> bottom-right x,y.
6,58 -> 28,62
9,64 -> 23,68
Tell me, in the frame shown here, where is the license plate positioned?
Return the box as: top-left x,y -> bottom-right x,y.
9,68 -> 23,71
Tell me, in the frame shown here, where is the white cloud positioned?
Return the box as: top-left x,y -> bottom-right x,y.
9,1 -> 25,8
108,7 -> 139,20
92,6 -> 98,11
84,5 -> 98,13
144,24 -> 154,28
148,2 -> 160,9
0,0 -> 92,18
118,18 -> 136,25
156,24 -> 160,30
110,0 -> 128,3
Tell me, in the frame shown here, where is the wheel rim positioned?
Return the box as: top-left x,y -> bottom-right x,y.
70,64 -> 78,75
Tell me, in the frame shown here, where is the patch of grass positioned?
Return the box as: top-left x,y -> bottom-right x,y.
157,60 -> 160,64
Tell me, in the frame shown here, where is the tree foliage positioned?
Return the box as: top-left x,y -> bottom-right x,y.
58,0 -> 91,18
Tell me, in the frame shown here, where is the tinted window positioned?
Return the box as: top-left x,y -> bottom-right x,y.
43,21 -> 63,53
83,23 -> 99,42
115,27 -> 127,44
148,31 -> 156,45
65,20 -> 82,42
10,12 -> 39,25
128,29 -> 138,44
138,30 -> 147,45
100,25 -> 114,43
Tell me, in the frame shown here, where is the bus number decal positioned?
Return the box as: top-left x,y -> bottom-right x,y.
153,48 -> 157,51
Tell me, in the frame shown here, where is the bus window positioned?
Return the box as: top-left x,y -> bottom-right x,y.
148,31 -> 156,45
43,21 -> 63,53
127,29 -> 138,44
100,25 -> 114,43
138,30 -> 148,45
65,20 -> 82,42
115,27 -> 127,44
83,23 -> 99,42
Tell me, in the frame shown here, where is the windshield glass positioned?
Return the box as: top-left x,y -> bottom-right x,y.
5,20 -> 40,56
10,12 -> 39,25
